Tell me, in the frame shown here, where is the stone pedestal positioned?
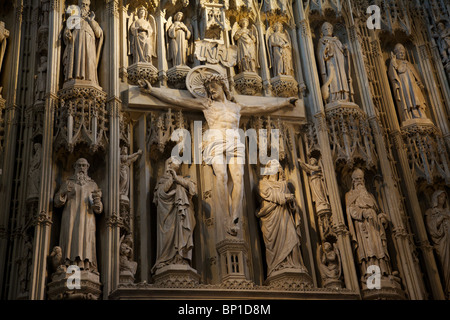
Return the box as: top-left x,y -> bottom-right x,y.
119,270 -> 135,285
270,75 -> 298,97
264,268 -> 313,290
361,276 -> 406,300
153,265 -> 200,288
216,239 -> 251,285
322,278 -> 343,290
167,65 -> 191,89
234,72 -> 263,96
54,80 -> 108,153
127,62 -> 158,86
47,267 -> 102,300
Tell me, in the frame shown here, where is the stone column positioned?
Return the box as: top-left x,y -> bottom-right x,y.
28,0 -> 62,300
293,0 -> 360,292
155,8 -> 168,87
0,0 -> 24,297
104,0 -> 122,299
254,20 -> 272,96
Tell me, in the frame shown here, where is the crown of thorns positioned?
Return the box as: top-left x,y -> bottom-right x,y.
202,73 -> 229,88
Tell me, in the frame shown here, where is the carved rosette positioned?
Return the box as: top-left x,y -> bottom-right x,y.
233,72 -> 263,96
401,120 -> 450,185
54,81 -> 108,153
325,102 -> 377,169
270,75 -> 299,98
167,65 -> 191,89
127,62 -> 158,86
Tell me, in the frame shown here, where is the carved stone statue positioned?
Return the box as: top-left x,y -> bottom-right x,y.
54,158 -> 103,271
34,56 -> 47,102
232,18 -> 259,73
317,22 -> 351,104
425,190 -> 450,296
345,168 -> 392,279
119,234 -> 138,280
129,6 -> 156,65
27,143 -> 42,200
40,0 -> 50,27
434,20 -> 450,64
119,146 -> 142,200
152,157 -> 197,273
388,43 -> 428,123
318,242 -> 342,287
140,69 -> 297,236
0,21 -> 9,76
63,0 -> 104,85
267,22 -> 294,77
167,12 -> 191,67
18,235 -> 33,294
298,157 -> 330,213
257,160 -> 306,277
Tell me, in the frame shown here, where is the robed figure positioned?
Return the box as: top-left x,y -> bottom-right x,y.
388,43 -> 428,123
425,190 -> 450,296
129,6 -> 156,64
317,22 -> 351,103
54,158 -> 103,271
257,160 -> 305,277
63,0 -> 104,85
267,22 -> 294,77
152,157 -> 197,273
167,12 -> 191,67
298,158 -> 330,213
345,169 -> 391,278
231,18 -> 259,73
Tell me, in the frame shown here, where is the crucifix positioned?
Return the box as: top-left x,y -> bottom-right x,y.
139,66 -> 299,237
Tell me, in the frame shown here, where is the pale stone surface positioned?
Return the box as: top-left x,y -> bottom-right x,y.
298,157 -> 330,213
54,158 -> 103,271
119,146 -> 142,201
232,18 -> 259,73
267,22 -> 294,77
426,190 -> 450,297
167,12 -> 191,67
152,157 -> 197,274
129,6 -> 156,65
63,0 -> 103,85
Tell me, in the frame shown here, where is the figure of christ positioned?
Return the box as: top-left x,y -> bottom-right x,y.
139,74 -> 298,236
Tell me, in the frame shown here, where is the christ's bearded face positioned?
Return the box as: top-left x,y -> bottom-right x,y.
206,81 -> 225,101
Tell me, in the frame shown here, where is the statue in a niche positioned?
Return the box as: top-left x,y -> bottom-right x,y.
267,22 -> 294,77
54,158 -> 103,271
27,143 -> 42,200
318,242 -> 342,286
139,68 -> 298,237
34,55 -> 47,102
119,146 -> 142,200
298,157 -> 330,213
119,234 -> 138,279
63,0 -> 104,85
167,12 -> 191,67
232,18 -> 259,73
388,43 -> 429,123
152,157 -> 197,273
317,22 -> 352,104
345,168 -> 392,279
434,20 -> 450,64
256,160 -> 306,277
129,6 -> 156,65
425,190 -> 450,296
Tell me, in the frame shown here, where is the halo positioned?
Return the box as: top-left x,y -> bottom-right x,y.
186,65 -> 228,99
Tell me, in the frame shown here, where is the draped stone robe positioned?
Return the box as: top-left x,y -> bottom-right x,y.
168,21 -> 191,66
130,18 -> 154,64
317,35 -> 350,102
234,27 -> 257,73
64,16 -> 103,85
426,207 -> 450,294
268,31 -> 294,76
345,186 -> 391,275
388,59 -> 428,122
257,178 -> 303,277
54,177 -> 102,269
152,173 -> 197,273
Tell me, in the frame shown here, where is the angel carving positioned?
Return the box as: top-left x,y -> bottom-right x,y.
166,12 -> 192,67
231,18 -> 259,73
129,6 -> 156,65
266,22 -> 294,77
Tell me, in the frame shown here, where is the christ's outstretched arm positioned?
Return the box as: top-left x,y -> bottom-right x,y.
240,97 -> 298,115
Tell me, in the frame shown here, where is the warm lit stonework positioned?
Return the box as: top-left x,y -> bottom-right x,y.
0,0 -> 449,300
